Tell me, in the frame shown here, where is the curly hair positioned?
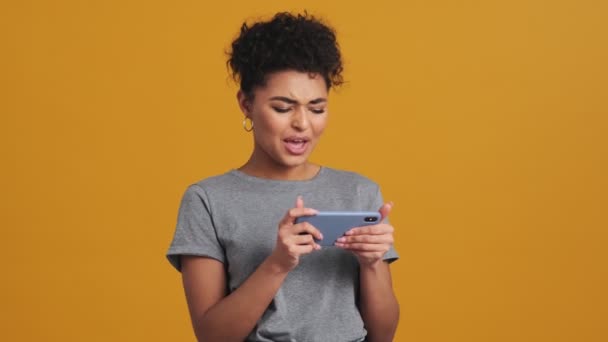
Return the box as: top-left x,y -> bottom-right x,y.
227,11 -> 344,98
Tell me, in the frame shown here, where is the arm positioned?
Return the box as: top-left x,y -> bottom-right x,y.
181,254 -> 288,342
181,196 -> 322,342
358,261 -> 400,342
335,202 -> 400,342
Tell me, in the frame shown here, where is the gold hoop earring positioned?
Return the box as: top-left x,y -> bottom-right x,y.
242,117 -> 254,132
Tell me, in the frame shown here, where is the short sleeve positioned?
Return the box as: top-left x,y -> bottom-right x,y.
370,184 -> 399,264
166,184 -> 226,272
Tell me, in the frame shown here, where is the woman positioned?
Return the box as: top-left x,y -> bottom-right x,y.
166,11 -> 399,342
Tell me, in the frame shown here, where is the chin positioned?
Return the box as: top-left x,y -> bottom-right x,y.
280,159 -> 308,169
276,154 -> 310,168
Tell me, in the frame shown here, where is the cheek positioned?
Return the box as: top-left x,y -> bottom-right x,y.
252,113 -> 284,142
259,117 -> 283,135
312,116 -> 328,136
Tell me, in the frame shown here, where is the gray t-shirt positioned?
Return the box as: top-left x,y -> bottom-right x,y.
166,166 -> 399,342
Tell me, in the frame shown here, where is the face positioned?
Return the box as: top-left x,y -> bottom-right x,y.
238,70 -> 329,170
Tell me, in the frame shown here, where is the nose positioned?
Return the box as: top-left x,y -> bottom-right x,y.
291,106 -> 310,131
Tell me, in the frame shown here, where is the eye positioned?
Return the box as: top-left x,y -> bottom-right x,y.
272,107 -> 291,113
310,108 -> 326,114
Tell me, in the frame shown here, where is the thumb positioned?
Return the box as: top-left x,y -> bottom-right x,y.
295,195 -> 304,208
378,201 -> 393,222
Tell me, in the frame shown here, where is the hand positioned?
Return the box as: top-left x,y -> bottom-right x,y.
267,196 -> 323,273
335,202 -> 395,268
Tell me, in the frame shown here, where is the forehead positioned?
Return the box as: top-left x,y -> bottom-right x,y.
256,70 -> 328,101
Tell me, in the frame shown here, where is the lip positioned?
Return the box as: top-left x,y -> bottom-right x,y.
283,136 -> 310,155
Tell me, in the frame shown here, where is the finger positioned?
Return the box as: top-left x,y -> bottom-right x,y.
336,234 -> 393,244
292,233 -> 316,245
279,207 -> 319,226
334,242 -> 390,252
293,221 -> 323,240
295,195 -> 304,209
378,201 -> 393,222
290,244 -> 316,255
345,224 -> 394,236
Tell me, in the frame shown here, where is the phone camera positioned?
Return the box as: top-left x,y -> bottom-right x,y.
364,216 -> 378,222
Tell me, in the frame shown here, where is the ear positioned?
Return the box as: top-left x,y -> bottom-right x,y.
236,90 -> 251,117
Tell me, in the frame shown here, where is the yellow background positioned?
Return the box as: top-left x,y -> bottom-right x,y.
1,0 -> 606,341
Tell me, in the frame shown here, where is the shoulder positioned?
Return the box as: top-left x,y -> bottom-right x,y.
193,171 -> 235,188
321,166 -> 380,193
181,170 -> 240,199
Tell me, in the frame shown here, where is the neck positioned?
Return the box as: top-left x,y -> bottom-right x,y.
238,147 -> 320,181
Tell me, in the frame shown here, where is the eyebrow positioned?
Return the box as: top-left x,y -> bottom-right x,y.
269,96 -> 327,105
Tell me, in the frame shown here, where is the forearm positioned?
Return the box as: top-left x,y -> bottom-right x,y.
194,257 -> 288,342
359,261 -> 399,342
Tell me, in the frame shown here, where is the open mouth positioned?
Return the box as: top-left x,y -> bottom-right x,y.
283,137 -> 309,155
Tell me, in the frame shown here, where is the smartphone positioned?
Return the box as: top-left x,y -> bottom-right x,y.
295,211 -> 381,246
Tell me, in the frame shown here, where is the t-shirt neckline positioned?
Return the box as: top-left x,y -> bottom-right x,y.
228,166 -> 326,185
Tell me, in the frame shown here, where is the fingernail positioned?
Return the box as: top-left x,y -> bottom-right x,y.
337,237 -> 345,242
345,230 -> 353,235
319,233 -> 324,239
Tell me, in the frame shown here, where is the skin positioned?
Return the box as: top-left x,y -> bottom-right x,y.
237,70 -> 329,181
181,70 -> 399,342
